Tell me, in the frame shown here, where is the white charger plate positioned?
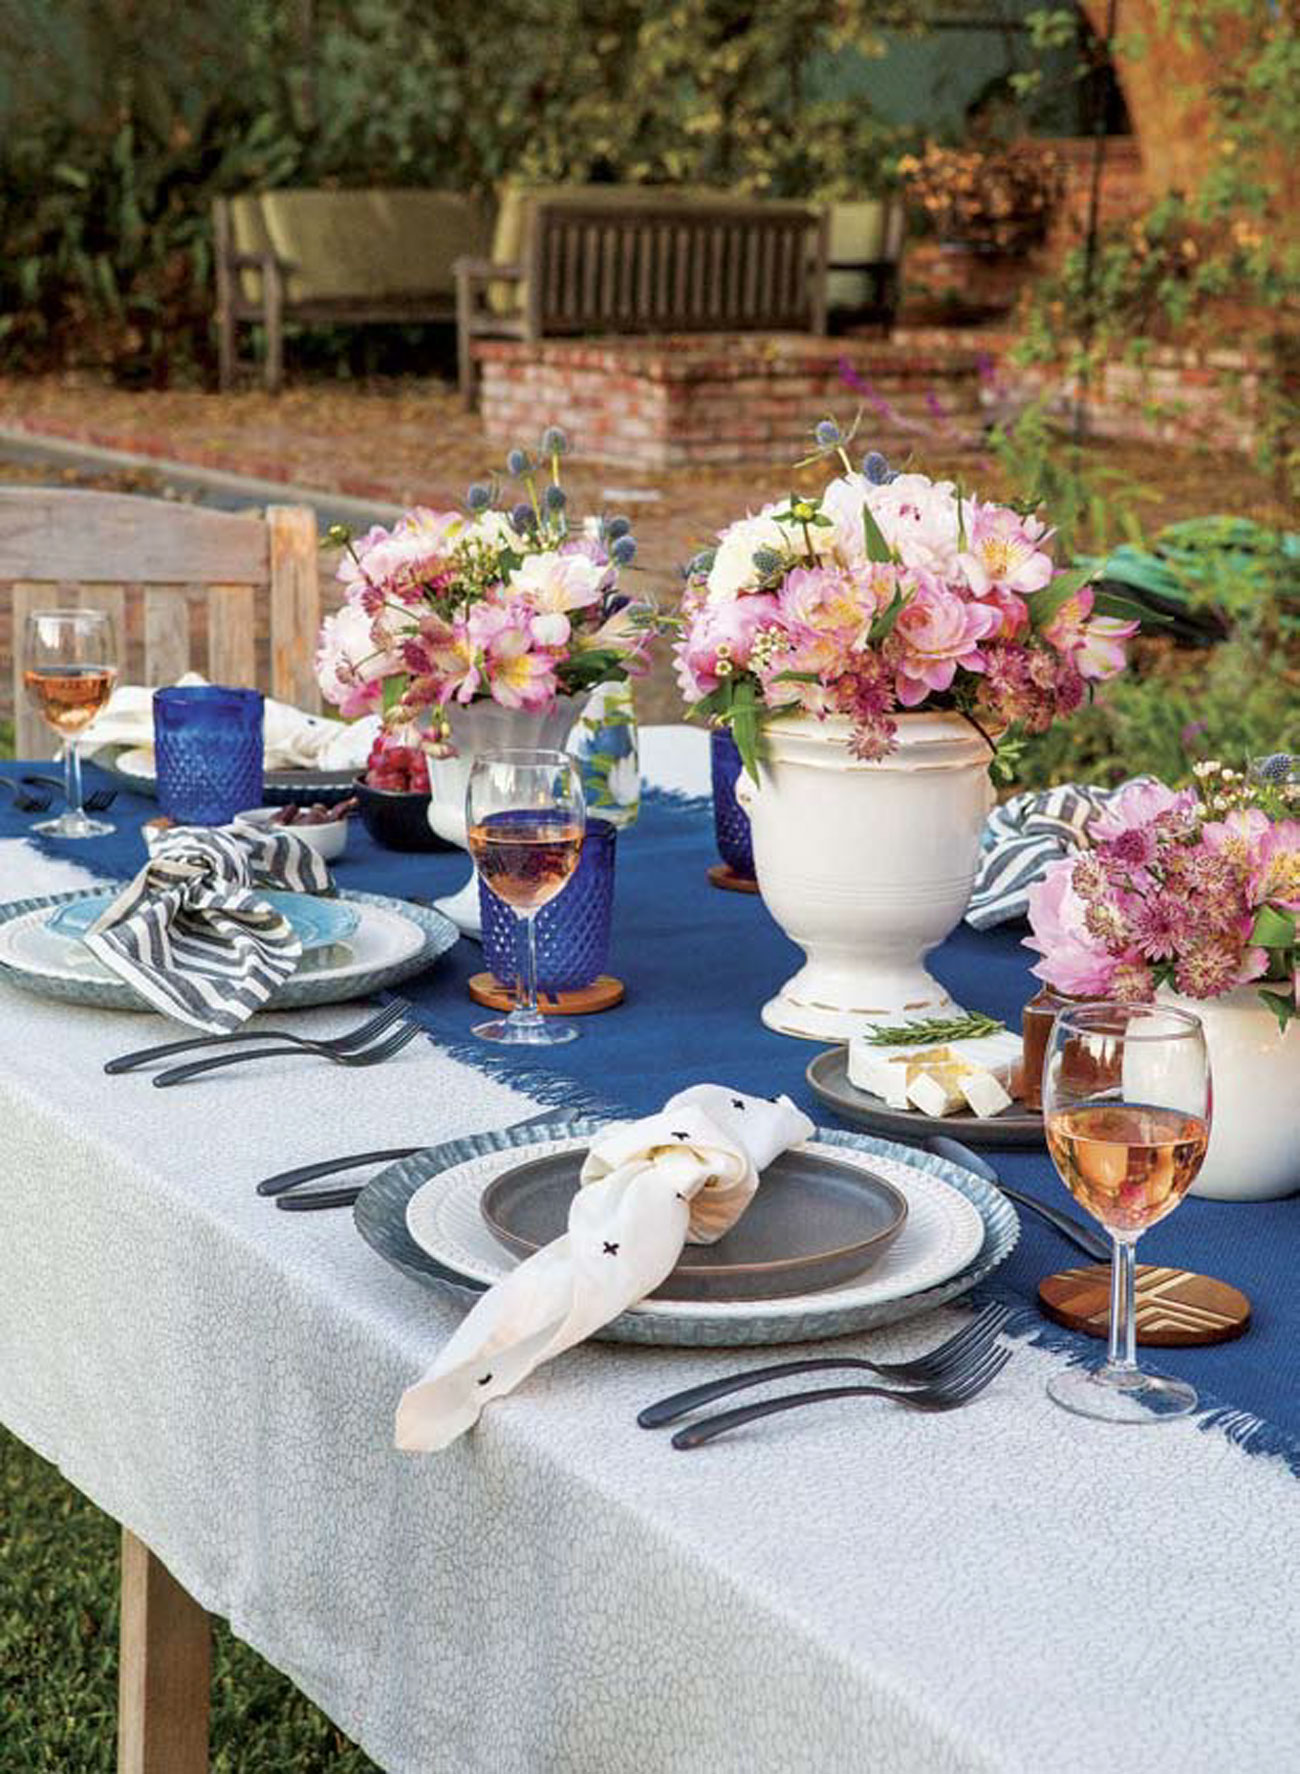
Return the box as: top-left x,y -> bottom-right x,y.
404,1134 -> 987,1334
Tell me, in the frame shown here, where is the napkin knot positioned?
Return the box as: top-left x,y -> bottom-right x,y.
84,823 -> 333,1032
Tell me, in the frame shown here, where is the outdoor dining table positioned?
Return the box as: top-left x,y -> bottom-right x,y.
1,726 -> 1298,1774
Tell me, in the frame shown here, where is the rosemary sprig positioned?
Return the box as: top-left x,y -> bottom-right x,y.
859,1012 -> 1006,1047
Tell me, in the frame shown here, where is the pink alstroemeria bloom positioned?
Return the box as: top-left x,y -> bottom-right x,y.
1024,859 -> 1124,996
315,602 -> 400,718
1040,583 -> 1096,654
1075,614 -> 1138,680
1255,820 -> 1300,911
486,622 -> 560,711
1200,807 -> 1272,874
427,615 -> 483,707
958,502 -> 1055,599
891,580 -> 1001,707
339,509 -> 465,604
778,564 -> 879,639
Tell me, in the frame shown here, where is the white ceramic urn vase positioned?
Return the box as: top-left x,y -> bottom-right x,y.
426,694 -> 588,936
1166,988 -> 1299,1202
734,711 -> 994,1041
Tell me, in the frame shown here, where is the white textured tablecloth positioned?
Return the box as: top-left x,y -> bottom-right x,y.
2,728 -> 1298,1774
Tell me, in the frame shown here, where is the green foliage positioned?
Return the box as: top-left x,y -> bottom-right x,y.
0,0 -> 919,381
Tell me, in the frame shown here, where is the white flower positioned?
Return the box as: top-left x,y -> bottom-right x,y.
706,507 -> 798,602
315,601 -> 399,714
509,549 -> 607,613
464,509 -> 528,554
865,473 -> 963,575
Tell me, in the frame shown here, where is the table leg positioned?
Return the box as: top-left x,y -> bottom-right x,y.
117,1527 -> 211,1774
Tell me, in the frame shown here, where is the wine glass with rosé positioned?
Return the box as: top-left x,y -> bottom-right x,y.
1042,1002 -> 1211,1423
466,748 -> 586,1046
21,608 -> 118,838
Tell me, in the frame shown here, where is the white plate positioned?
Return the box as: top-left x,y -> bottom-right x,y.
404,1135 -> 986,1323
0,897 -> 425,989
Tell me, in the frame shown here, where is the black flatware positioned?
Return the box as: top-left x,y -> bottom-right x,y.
0,774 -> 53,813
923,1134 -> 1110,1263
106,1003 -> 407,1075
670,1344 -> 1014,1448
638,1301 -> 1011,1429
153,1020 -> 421,1087
22,771 -> 117,813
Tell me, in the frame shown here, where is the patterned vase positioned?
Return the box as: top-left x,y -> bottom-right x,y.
710,728 -> 755,880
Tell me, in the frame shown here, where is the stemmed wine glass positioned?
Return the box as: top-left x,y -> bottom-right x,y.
1042,1002 -> 1211,1424
466,748 -> 586,1045
21,608 -> 119,838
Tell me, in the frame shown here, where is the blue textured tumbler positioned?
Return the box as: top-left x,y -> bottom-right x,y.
153,685 -> 265,826
481,817 -> 617,995
710,728 -> 755,879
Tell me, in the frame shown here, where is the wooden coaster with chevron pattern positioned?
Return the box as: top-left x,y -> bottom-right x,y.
707,864 -> 761,894
1038,1264 -> 1251,1347
467,972 -> 625,1016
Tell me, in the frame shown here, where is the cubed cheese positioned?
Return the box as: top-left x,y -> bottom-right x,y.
958,1066 -> 1012,1118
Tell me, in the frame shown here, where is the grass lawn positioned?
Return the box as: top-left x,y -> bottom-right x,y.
0,1427 -> 379,1772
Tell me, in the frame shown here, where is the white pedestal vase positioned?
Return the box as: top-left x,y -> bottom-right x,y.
734,711 -> 995,1041
426,695 -> 588,937
1145,989 -> 1300,1202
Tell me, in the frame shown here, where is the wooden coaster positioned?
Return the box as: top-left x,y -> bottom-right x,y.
708,863 -> 761,894
467,972 -> 625,1016
1038,1264 -> 1251,1347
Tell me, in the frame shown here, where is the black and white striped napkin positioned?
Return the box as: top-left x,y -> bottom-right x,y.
965,781 -> 1146,930
84,824 -> 333,1032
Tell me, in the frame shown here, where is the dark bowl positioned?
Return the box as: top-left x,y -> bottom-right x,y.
352,775 -> 452,853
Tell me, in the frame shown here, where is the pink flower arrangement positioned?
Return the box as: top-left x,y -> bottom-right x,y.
316,431 -> 652,737
1025,772 -> 1300,1029
675,431 -> 1136,769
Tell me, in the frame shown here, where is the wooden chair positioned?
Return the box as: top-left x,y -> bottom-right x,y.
0,489 -> 320,758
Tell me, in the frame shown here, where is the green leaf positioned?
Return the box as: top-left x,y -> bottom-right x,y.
868,589 -> 907,643
1092,590 -> 1165,625
1030,564 -> 1097,633
1258,988 -> 1297,1035
381,674 -> 407,716
1250,905 -> 1296,949
729,679 -> 763,783
861,503 -> 894,566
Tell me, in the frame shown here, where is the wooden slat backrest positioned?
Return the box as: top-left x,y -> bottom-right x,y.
528,201 -> 827,335
2,490 -> 319,758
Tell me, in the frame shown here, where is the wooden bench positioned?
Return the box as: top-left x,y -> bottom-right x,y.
214,189 -> 493,392
0,489 -> 320,758
455,195 -> 829,405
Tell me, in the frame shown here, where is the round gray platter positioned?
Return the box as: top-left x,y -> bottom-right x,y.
807,1045 -> 1045,1150
0,888 -> 458,1013
353,1117 -> 1020,1348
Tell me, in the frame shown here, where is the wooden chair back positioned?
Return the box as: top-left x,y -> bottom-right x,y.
524,199 -> 829,337
0,490 -> 319,758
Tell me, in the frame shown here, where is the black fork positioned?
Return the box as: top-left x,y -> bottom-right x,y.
0,774 -> 53,813
106,1002 -> 408,1074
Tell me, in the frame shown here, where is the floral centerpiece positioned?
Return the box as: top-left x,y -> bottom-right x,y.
1026,765 -> 1299,1201
316,428 -> 650,736
674,422 -> 1139,1040
316,429 -> 653,932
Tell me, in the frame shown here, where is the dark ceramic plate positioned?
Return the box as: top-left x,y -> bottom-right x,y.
480,1147 -> 908,1302
806,1045 -> 1045,1149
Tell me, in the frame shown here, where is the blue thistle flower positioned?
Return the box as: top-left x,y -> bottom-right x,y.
605,514 -> 632,541
466,482 -> 491,512
611,536 -> 637,567
689,548 -> 716,578
862,451 -> 895,485
543,483 -> 567,512
540,426 -> 568,456
751,546 -> 782,577
510,502 -> 537,533
505,447 -> 530,477
814,418 -> 841,449
1257,752 -> 1295,782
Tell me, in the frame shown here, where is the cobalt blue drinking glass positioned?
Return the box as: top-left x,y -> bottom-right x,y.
710,727 -> 755,880
480,817 -> 617,996
153,685 -> 265,826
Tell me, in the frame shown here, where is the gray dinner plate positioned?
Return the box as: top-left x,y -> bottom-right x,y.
352,1119 -> 1021,1348
807,1045 -> 1045,1149
481,1148 -> 908,1301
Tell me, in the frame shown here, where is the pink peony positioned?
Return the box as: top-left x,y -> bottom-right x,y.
1255,820 -> 1300,910
675,593 -> 781,699
890,579 -> 1000,707
508,549 -> 607,614
862,474 -> 964,575
1024,859 -> 1125,996
777,564 -> 879,640
338,509 -> 464,604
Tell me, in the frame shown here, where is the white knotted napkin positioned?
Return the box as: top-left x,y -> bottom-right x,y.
396,1084 -> 814,1452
